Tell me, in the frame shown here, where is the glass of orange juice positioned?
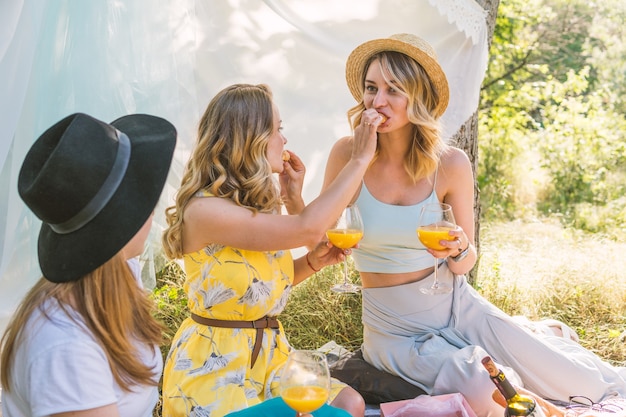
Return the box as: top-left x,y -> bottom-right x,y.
417,202 -> 456,294
326,205 -> 364,293
280,350 -> 331,416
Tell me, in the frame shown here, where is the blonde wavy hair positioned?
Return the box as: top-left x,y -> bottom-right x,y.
162,83 -> 281,259
347,51 -> 447,183
0,253 -> 163,392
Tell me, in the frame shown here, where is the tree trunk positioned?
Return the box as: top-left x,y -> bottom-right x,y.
450,0 -> 500,284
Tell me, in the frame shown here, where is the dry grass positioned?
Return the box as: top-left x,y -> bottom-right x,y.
281,264 -> 365,350
476,219 -> 626,365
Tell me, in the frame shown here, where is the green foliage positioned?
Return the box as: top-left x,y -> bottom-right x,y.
151,261 -> 188,359
477,103 -> 529,220
587,1 -> 626,115
478,0 -> 626,236
536,70 -> 626,229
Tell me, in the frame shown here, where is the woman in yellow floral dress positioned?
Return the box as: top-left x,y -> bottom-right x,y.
161,83 -> 383,417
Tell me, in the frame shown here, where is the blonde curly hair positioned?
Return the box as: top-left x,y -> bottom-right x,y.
347,51 -> 447,183
162,84 -> 281,259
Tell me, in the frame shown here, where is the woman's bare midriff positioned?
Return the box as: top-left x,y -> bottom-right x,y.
360,267 -> 434,288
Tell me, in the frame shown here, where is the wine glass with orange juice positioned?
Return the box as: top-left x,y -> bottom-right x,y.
280,350 -> 331,416
326,205 -> 363,293
416,202 -> 456,294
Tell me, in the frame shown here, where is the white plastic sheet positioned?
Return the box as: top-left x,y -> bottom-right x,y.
0,0 -> 489,347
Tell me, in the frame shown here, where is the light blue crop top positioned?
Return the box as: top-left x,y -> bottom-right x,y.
352,181 -> 440,273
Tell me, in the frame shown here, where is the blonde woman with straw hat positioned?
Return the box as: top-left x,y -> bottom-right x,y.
321,33 -> 626,417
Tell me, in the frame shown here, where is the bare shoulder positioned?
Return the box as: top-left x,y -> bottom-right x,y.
183,194 -> 237,225
330,135 -> 353,160
322,135 -> 354,191
182,195 -> 249,251
440,146 -> 472,174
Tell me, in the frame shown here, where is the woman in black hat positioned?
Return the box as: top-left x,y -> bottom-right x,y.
160,83 -> 379,417
322,33 -> 626,417
0,113 -> 176,417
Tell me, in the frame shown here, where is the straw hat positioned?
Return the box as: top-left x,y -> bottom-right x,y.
18,113 -> 176,283
345,33 -> 449,117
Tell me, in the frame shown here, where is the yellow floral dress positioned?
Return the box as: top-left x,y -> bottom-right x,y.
162,194 -> 345,417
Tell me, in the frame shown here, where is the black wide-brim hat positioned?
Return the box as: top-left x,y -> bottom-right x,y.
18,113 -> 176,283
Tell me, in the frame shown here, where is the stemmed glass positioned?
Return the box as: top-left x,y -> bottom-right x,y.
416,202 -> 456,295
326,205 -> 364,293
280,350 -> 331,417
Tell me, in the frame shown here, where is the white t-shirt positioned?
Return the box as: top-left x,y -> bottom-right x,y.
1,298 -> 162,417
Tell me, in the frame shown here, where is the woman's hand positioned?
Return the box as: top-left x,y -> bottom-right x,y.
350,109 -> 382,164
279,151 -> 306,214
293,240 -> 352,285
310,240 -> 353,270
427,226 -> 470,259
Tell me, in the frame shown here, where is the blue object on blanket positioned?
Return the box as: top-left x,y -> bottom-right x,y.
224,397 -> 351,417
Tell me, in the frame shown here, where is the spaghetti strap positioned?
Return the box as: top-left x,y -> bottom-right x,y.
432,165 -> 439,193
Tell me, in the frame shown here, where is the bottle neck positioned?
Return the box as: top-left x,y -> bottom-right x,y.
491,373 -> 518,401
482,356 -> 536,417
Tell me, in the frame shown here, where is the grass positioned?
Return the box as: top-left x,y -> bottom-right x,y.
475,219 -> 626,364
151,218 -> 626,415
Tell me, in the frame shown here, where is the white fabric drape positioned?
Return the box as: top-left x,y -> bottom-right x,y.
0,0 -> 488,344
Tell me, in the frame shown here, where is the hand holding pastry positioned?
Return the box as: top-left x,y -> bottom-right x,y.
279,150 -> 305,214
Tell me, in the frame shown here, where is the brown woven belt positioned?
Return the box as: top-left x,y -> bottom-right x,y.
190,313 -> 279,368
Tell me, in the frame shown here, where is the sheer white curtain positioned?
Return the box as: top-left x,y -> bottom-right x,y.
0,0 -> 488,345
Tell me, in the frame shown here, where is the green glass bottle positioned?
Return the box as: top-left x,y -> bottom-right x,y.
481,356 -> 538,417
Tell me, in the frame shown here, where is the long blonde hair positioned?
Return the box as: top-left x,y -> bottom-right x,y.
162,83 -> 280,259
347,51 -> 447,183
0,253 -> 163,392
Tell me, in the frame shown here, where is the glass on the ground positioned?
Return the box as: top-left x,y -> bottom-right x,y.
416,202 -> 456,294
326,205 -> 363,293
280,350 -> 331,416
